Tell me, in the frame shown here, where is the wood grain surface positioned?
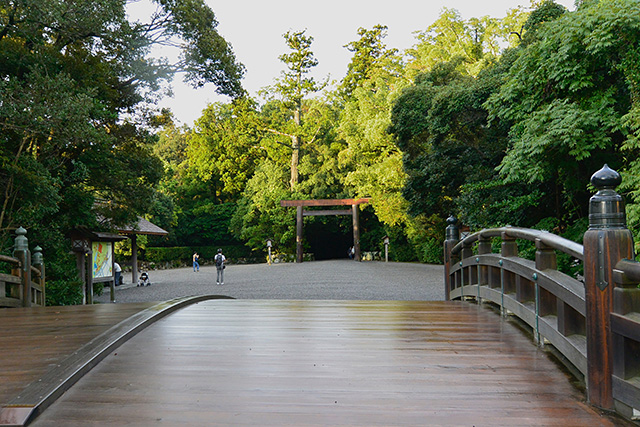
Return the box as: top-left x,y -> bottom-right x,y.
0,303 -> 154,406
30,300 -> 623,426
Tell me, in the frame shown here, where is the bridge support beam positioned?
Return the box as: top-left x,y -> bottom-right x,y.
584,165 -> 634,410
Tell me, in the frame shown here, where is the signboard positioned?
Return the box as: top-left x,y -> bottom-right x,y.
92,241 -> 113,279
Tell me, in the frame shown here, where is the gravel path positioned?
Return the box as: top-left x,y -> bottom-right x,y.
96,260 -> 445,303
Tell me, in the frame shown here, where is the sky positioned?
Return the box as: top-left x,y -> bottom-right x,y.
127,0 -> 576,126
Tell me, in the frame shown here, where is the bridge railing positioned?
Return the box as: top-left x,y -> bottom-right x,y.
0,227 -> 46,308
444,165 -> 640,420
446,226 -> 588,376
611,259 -> 640,417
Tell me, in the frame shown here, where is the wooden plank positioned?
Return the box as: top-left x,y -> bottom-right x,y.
303,209 -> 352,216
281,198 -> 370,207
0,273 -> 20,284
0,302 -> 156,406
613,375 -> 640,411
29,300 -> 620,426
611,312 -> 640,342
0,297 -> 222,426
0,297 -> 21,308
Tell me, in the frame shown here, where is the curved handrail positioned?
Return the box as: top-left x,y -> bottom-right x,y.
0,254 -> 42,277
30,265 -> 42,277
451,227 -> 584,260
446,225 -> 588,378
614,259 -> 640,283
0,254 -> 20,265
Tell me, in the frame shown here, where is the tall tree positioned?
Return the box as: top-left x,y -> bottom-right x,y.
337,25 -> 408,226
137,0 -> 246,97
338,25 -> 402,99
188,98 -> 263,200
406,6 -> 529,78
390,60 -> 509,222
264,29 -> 326,189
0,0 -> 245,303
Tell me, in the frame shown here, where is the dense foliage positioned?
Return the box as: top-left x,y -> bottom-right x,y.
5,1 -> 640,304
391,0 -> 640,247
0,0 -> 243,303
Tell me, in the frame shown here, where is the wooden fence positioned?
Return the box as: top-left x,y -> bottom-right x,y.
444,165 -> 640,420
0,227 -> 45,308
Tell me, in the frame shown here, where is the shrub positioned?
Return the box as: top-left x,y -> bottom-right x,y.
144,244 -> 253,266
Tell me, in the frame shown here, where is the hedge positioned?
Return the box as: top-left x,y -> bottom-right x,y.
144,245 -> 255,265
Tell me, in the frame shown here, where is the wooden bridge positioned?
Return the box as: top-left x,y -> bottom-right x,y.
0,298 -> 620,426
0,165 -> 638,425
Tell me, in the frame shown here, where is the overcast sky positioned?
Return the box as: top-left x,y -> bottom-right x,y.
127,0 -> 576,126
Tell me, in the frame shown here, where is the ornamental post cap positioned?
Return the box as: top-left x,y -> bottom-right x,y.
445,216 -> 460,241
591,164 -> 621,189
589,164 -> 626,229
14,226 -> 28,251
32,246 -> 43,265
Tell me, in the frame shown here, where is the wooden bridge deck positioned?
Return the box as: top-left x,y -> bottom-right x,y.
1,299 -> 623,426
0,302 -> 154,406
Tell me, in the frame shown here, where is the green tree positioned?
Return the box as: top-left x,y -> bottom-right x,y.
390,58 -> 514,229
263,30 -> 327,189
0,0 -> 244,303
485,0 -> 640,226
188,97 -> 263,200
338,25 -> 403,99
406,6 -> 529,78
230,161 -> 296,253
335,25 -> 431,260
138,0 -> 245,97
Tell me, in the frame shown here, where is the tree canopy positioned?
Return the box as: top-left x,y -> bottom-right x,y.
0,0 -> 244,303
8,0 -> 640,304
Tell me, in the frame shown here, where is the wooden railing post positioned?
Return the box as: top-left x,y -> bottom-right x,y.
501,231 -> 518,257
13,226 -> 31,307
32,245 -> 45,306
583,165 -> 634,410
444,216 -> 459,300
477,235 -> 492,296
535,239 -> 557,271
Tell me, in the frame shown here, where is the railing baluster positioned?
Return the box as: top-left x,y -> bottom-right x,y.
462,240 -> 473,298
477,236 -> 491,302
535,238 -> 558,345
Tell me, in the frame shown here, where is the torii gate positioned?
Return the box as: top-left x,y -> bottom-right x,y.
280,198 -> 371,262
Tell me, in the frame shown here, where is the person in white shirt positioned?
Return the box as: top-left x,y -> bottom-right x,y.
215,248 -> 226,285
114,262 -> 122,286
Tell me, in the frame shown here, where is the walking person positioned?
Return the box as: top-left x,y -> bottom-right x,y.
215,248 -> 226,285
193,252 -> 200,272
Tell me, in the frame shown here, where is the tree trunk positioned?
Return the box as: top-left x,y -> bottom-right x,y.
290,135 -> 299,189
290,104 -> 301,189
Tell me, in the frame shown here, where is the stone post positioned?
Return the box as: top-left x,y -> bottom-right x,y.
583,164 -> 634,409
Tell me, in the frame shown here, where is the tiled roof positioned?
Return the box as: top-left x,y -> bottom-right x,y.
117,217 -> 169,236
